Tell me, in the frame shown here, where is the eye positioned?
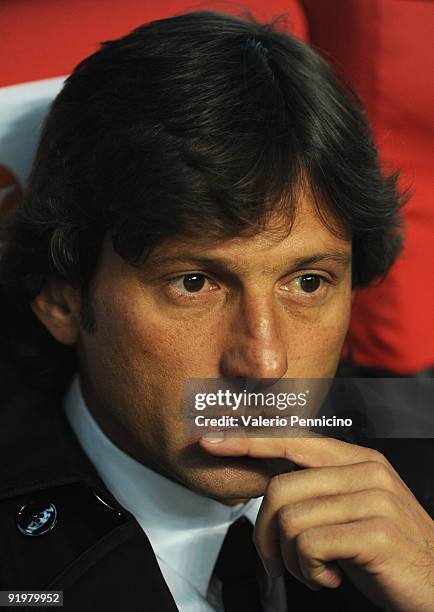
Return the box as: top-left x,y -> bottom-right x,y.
166,273 -> 219,298
281,273 -> 330,302
297,274 -> 322,293
175,273 -> 207,293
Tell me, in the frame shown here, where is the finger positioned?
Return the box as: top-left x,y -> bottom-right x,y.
279,489 -> 404,536
200,434 -> 380,469
254,461 -> 403,578
295,517 -> 399,588
277,489 -> 404,587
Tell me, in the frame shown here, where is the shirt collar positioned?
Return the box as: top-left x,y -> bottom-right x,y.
63,375 -> 263,597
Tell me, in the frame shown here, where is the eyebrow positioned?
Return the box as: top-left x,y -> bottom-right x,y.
146,250 -> 351,276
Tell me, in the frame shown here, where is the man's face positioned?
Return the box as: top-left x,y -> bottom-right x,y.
76,195 -> 352,501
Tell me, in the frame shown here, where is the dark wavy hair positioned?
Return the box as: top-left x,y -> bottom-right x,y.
0,10 -> 405,396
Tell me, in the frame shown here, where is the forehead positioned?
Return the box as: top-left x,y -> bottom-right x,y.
146,195 -> 351,268
99,192 -> 352,278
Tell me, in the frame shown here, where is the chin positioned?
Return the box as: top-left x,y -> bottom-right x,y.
179,455 -> 291,501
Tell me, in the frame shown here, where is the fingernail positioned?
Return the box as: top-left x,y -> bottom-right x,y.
201,432 -> 226,443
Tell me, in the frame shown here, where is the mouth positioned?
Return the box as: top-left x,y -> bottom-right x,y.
181,440 -> 293,476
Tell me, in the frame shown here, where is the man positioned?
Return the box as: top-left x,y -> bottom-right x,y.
0,10 -> 433,612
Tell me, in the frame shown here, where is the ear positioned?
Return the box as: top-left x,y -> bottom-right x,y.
31,278 -> 81,345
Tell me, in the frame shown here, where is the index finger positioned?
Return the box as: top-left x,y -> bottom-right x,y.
199,433 -> 376,468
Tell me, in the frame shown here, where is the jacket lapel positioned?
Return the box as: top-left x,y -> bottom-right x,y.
0,383 -> 179,611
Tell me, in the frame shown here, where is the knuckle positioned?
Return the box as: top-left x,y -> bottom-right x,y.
265,473 -> 289,503
278,504 -> 300,533
367,488 -> 397,514
365,448 -> 388,465
370,516 -> 397,547
295,530 -> 315,558
365,460 -> 393,486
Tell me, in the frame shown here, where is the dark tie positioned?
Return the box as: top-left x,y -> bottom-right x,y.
213,516 -> 264,612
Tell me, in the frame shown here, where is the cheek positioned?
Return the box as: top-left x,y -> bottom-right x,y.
311,294 -> 352,368
86,285 -> 216,381
283,288 -> 352,374
83,276 -> 351,385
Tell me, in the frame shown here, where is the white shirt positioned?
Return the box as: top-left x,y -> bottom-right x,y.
64,375 -> 288,611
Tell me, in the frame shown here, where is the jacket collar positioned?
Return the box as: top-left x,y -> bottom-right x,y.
0,377 -> 125,514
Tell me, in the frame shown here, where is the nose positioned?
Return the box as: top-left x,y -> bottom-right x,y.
219,290 -> 288,383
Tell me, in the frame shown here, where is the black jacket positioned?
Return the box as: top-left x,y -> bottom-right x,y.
1,380 -> 433,611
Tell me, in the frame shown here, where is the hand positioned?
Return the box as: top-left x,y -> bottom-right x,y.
200,434 -> 434,612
